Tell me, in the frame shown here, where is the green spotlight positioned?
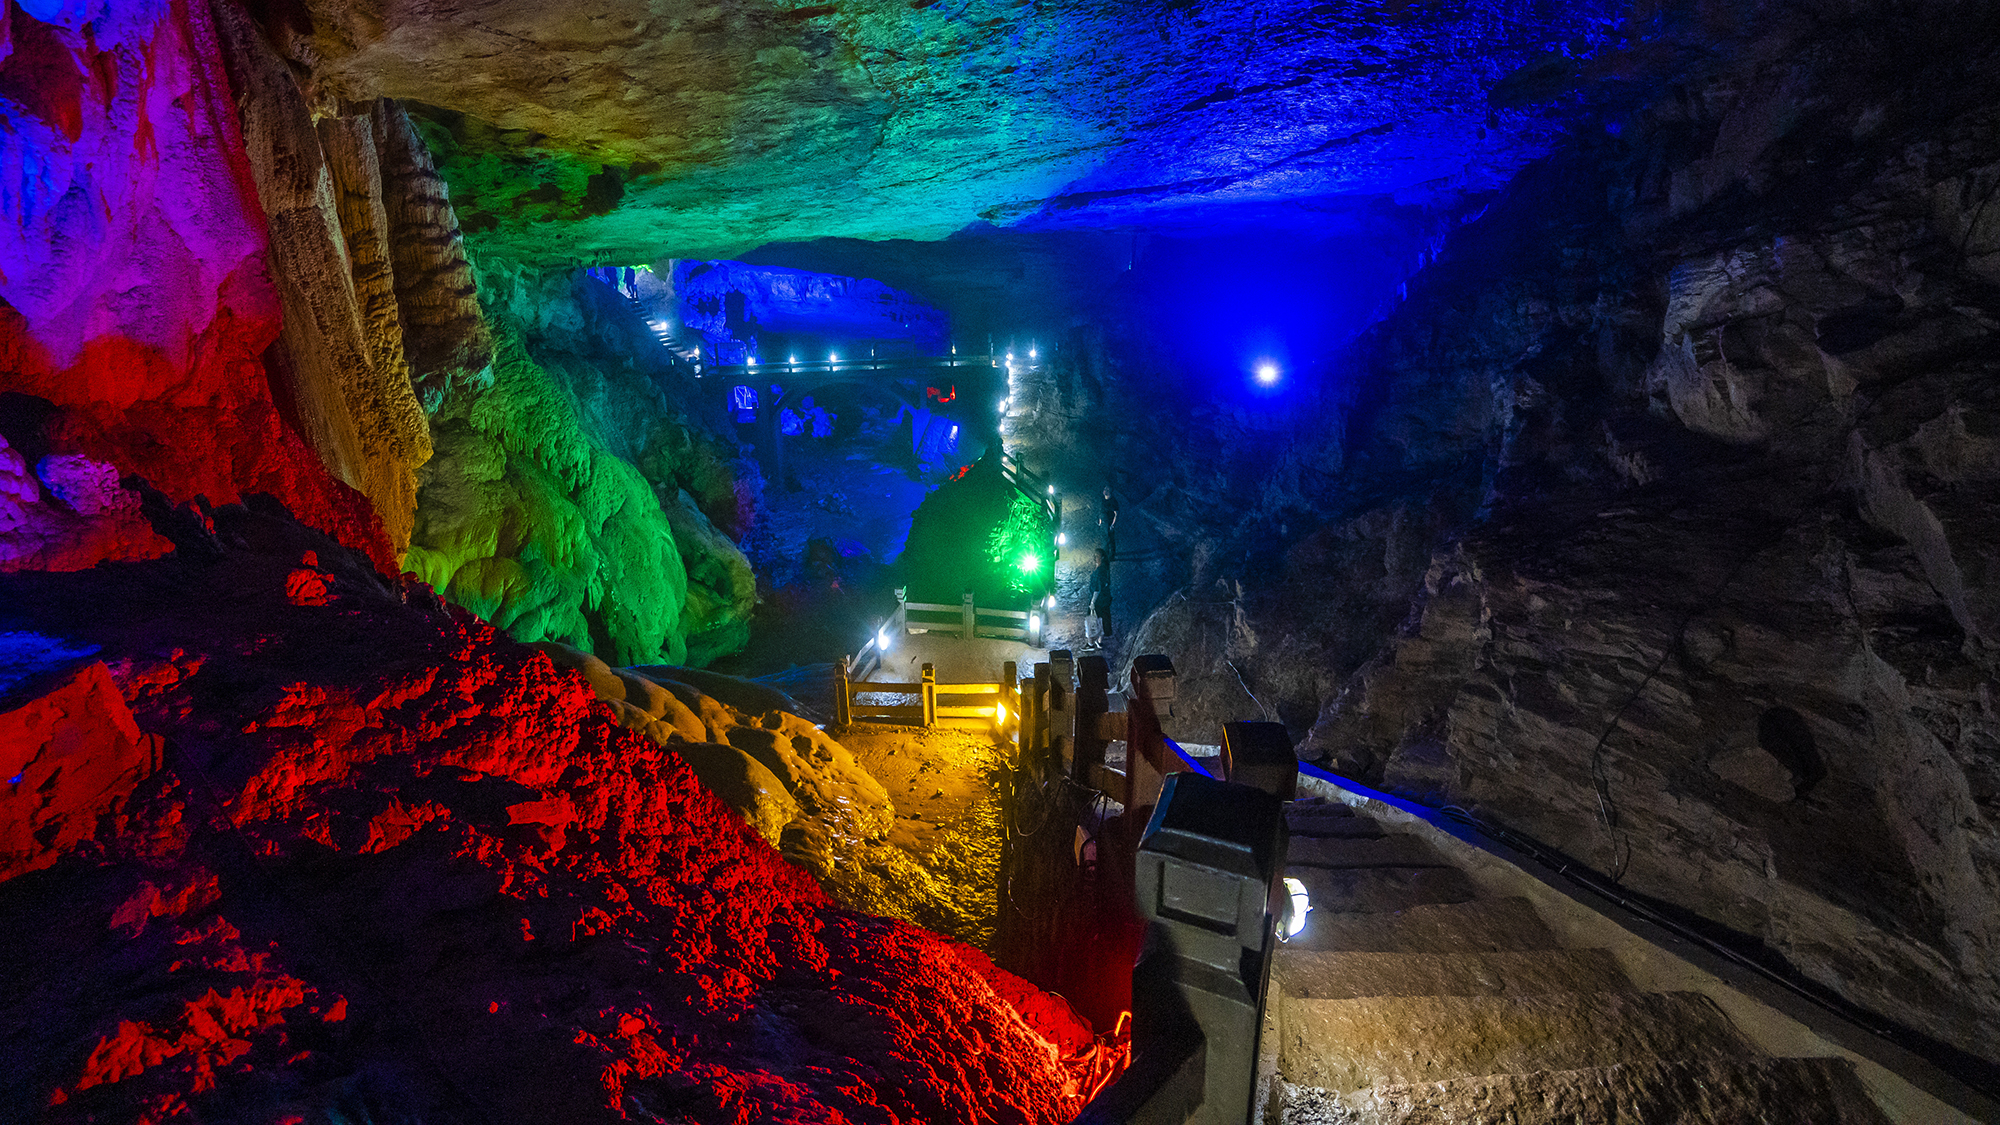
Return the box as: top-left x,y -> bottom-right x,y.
1020,553 -> 1041,573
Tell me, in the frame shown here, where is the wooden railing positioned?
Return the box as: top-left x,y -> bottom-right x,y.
901,589 -> 1044,644
835,658 -> 1020,732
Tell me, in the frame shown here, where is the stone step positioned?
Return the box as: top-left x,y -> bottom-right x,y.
1287,834 -> 1448,868
1277,1056 -> 1892,1125
1274,949 -> 1631,1001
1291,898 -> 1564,953
1278,991 -> 1758,1093
1286,865 -> 1479,917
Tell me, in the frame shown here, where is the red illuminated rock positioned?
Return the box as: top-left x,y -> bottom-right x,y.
0,0 -> 394,575
0,498 -> 1118,1122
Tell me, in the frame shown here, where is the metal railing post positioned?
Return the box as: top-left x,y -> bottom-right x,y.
835,655 -> 852,727
962,590 -> 976,639
921,663 -> 937,727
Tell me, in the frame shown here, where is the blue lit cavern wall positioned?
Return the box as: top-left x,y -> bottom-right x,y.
4,0 -> 2000,1118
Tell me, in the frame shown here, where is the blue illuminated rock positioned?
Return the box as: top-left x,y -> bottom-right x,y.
286,0 -> 1629,261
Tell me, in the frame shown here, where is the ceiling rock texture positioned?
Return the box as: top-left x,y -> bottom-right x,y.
286,0 -> 1630,261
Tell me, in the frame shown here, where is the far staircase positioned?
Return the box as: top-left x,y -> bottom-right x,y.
1265,796 -> 1893,1123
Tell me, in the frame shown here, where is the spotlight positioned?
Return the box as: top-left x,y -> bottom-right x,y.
995,701 -> 1009,726
1029,347 -> 1037,359
788,355 -> 799,365
1283,877 -> 1312,939
1254,362 -> 1281,387
1057,532 -> 1067,547
829,352 -> 839,363
1044,594 -> 1055,609
1046,485 -> 1054,495
877,627 -> 892,653
998,399 -> 1008,413
747,357 -> 758,367
1029,612 -> 1041,636
1020,553 -> 1041,573
1006,352 -> 1014,361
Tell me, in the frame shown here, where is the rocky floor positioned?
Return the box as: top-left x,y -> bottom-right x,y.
1267,799 -> 1892,1124
0,495 -> 1120,1123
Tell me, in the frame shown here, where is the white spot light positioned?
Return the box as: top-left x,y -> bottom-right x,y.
1283,876 -> 1312,939
876,627 -> 892,653
1255,362 -> 1282,387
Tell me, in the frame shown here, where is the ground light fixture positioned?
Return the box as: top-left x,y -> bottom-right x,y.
876,627 -> 892,653
829,352 -> 839,363
1029,613 -> 1041,641
1255,361 -> 1282,387
788,355 -> 799,365
1283,876 -> 1312,940
1056,533 -> 1066,547
1020,553 -> 1041,573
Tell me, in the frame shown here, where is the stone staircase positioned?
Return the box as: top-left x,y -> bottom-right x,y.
1265,798 -> 1895,1124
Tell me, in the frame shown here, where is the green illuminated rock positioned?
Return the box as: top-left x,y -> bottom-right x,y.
405,315 -> 755,666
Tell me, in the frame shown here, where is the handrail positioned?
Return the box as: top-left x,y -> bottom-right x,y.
835,659 -> 1018,733
708,355 -> 1003,379
1297,763 -> 2000,1120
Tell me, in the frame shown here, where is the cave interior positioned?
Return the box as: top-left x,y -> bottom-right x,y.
3,0 -> 2000,1121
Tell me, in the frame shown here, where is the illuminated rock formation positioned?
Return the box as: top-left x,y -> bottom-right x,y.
0,497 -> 1116,1121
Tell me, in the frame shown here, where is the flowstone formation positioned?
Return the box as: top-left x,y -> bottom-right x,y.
545,644 -> 1015,952
0,0 -> 393,575
402,290 -> 757,667
0,496 -> 1117,1122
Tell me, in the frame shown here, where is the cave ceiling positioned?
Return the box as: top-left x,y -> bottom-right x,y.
291,0 -> 1641,264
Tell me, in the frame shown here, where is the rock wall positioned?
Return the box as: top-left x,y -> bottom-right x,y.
211,2 -> 494,558
673,258 -> 951,357
0,0 -> 392,572
1107,4 -> 2000,1069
